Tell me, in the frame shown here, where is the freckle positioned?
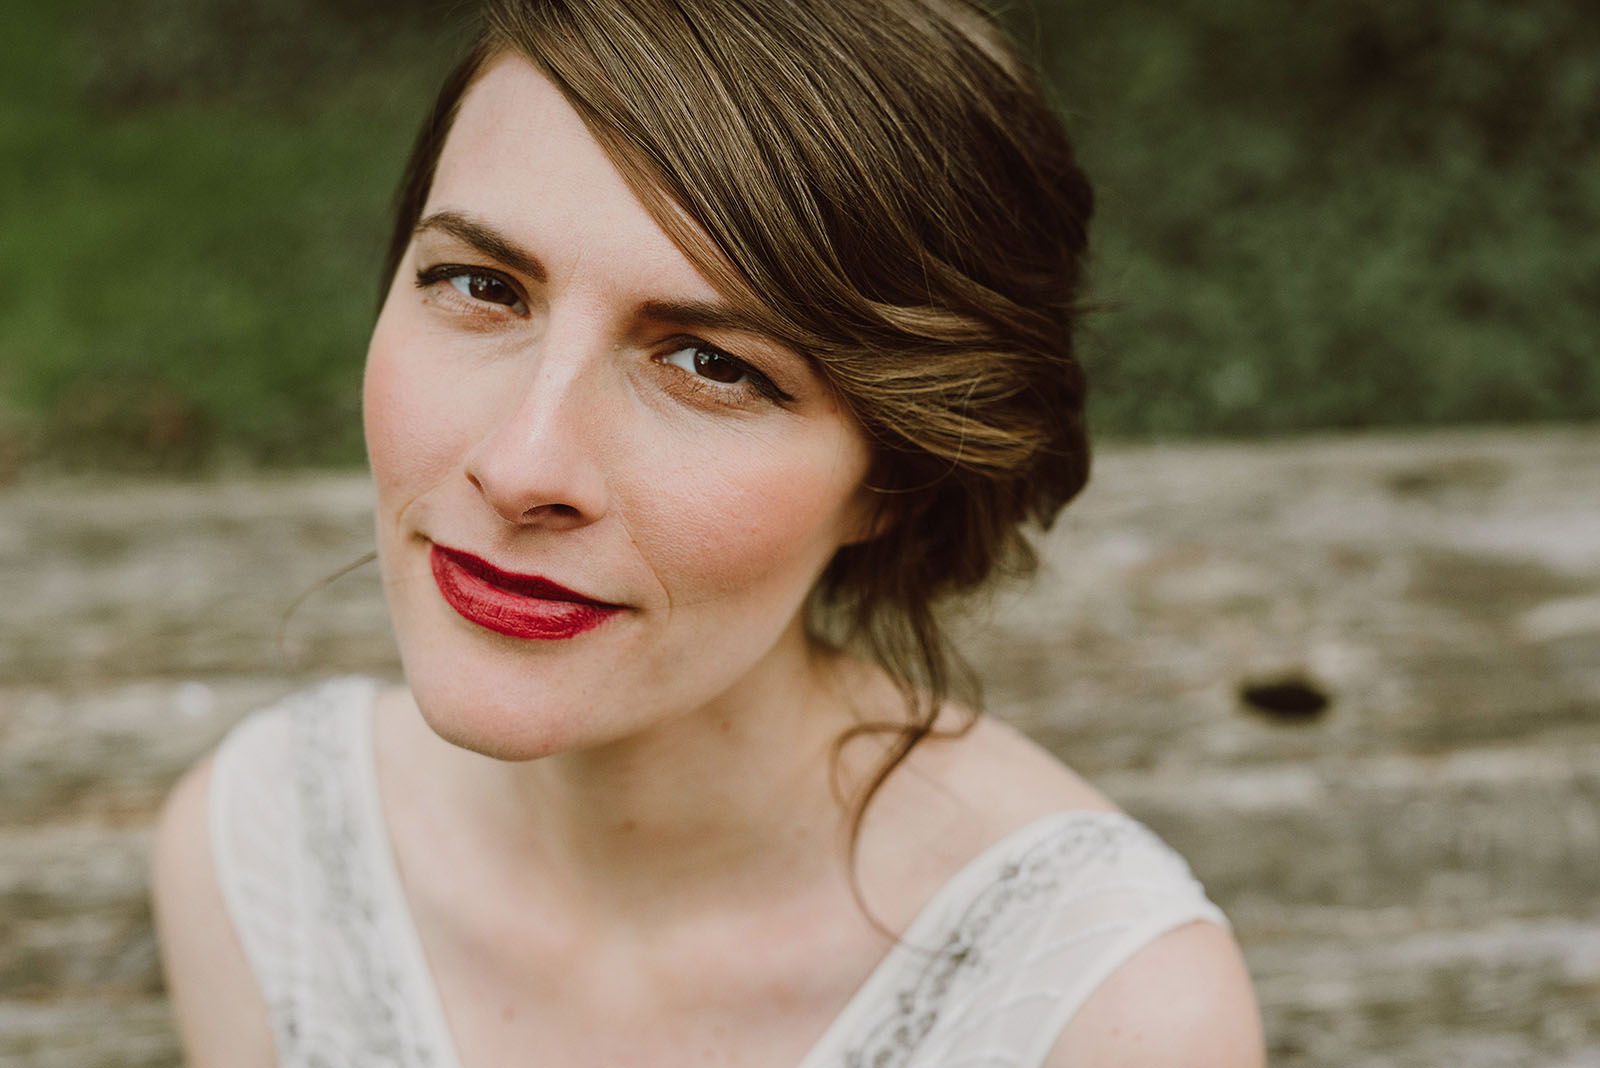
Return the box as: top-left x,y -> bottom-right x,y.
619,819 -> 637,833
501,1003 -> 517,1023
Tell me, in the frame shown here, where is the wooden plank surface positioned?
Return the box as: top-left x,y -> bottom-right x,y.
3,426 -> 1597,1066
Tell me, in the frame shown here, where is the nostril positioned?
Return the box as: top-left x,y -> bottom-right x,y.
523,503 -> 581,521
1238,675 -> 1330,722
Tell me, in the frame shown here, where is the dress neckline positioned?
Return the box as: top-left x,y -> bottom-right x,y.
345,678 -> 1137,1068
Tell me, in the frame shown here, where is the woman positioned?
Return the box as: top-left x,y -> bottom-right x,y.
153,0 -> 1264,1064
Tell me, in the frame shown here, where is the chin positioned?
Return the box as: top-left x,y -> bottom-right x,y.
403,660 -> 596,762
422,709 -> 568,764
382,591 -> 609,758
381,569 -> 635,760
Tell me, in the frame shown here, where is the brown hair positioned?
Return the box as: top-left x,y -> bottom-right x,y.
381,0 -> 1093,859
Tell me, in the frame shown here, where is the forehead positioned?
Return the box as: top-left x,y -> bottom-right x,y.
425,54 -> 717,300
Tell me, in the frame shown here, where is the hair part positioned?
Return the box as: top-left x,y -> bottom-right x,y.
381,0 -> 1094,889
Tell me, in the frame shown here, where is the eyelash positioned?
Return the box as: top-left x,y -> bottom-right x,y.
656,340 -> 794,406
414,264 -> 527,316
412,264 -> 794,407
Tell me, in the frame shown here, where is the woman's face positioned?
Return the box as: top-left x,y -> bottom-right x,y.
364,55 -> 873,760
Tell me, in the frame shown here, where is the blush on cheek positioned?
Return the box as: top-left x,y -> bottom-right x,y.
635,461 -> 858,602
363,345 -> 470,494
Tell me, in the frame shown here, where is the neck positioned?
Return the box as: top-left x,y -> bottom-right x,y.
428,622 -> 882,924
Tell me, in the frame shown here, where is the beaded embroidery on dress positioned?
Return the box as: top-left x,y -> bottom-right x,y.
210,678 -> 1226,1068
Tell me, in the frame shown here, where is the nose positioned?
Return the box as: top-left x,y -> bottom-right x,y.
463,344 -> 613,531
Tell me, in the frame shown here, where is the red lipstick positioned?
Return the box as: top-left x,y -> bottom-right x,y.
429,545 -> 623,640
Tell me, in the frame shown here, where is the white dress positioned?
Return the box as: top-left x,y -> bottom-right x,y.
209,677 -> 1228,1067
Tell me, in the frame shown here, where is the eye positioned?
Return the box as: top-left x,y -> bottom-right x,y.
452,272 -> 519,305
415,264 -> 528,316
663,344 -> 753,385
659,343 -> 794,405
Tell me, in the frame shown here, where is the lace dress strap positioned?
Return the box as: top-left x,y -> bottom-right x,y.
209,677 -> 459,1068
806,811 -> 1228,1068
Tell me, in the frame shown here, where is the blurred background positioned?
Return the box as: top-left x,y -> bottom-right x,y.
2,0 -> 1597,475
1,1 -> 1597,1066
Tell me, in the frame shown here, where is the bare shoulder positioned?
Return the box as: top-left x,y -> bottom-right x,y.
933,716 -> 1265,1064
915,708 -> 1121,826
856,705 -> 1121,917
1045,921 -> 1265,1068
865,687 -> 1262,1064
150,753 -> 277,1068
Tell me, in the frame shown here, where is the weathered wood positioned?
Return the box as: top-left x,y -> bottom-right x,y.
0,828 -> 160,1000
1117,741 -> 1600,917
0,676 -> 332,826
6,429 -> 1595,766
2,427 -> 1597,1067
1250,917 -> 1600,1068
0,999 -> 179,1067
0,475 -> 395,686
966,429 -> 1600,775
3,743 -> 1594,1002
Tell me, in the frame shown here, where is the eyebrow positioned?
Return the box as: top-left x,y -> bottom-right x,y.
413,211 -> 547,282
413,211 -> 775,339
637,298 -> 772,338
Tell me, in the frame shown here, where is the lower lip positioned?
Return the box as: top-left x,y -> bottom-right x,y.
429,546 -> 622,641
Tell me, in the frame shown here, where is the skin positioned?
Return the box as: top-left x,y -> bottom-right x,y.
153,54 -> 1264,1068
364,54 -> 878,771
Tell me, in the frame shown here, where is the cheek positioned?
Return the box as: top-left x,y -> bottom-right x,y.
363,323 -> 472,503
629,436 -> 866,604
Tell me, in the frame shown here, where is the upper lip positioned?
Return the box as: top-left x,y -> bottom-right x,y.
432,544 -> 622,607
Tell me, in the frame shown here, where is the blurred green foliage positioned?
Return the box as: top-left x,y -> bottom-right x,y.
0,0 -> 460,472
1,0 -> 1595,472
1027,0 -> 1600,437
